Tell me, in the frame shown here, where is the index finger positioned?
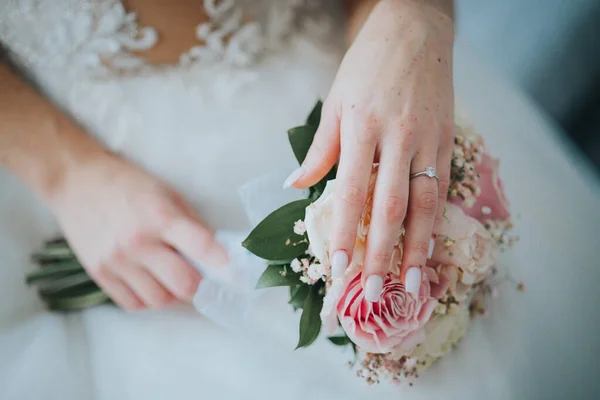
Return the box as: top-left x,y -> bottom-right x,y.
162,218 -> 229,268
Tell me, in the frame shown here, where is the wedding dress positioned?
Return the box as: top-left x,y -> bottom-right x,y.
2,1 -> 600,399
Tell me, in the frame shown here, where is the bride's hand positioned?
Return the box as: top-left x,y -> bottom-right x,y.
288,0 -> 454,300
50,152 -> 229,311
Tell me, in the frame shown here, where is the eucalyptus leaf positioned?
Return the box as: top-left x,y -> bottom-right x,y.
296,284 -> 324,349
306,100 -> 323,127
256,265 -> 302,289
242,199 -> 311,260
289,284 -> 309,311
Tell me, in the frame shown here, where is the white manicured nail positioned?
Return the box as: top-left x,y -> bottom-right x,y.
331,251 -> 348,279
405,267 -> 422,296
427,237 -> 435,259
283,167 -> 306,189
365,275 -> 383,303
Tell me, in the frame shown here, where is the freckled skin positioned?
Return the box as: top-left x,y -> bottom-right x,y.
295,0 -> 455,286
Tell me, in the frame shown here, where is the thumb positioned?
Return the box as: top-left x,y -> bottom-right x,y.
285,111 -> 340,189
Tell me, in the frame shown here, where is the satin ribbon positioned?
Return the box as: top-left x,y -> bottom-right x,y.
192,168 -> 309,330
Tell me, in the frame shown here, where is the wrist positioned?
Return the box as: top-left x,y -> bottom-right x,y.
372,0 -> 454,39
44,125 -> 115,211
20,114 -> 111,209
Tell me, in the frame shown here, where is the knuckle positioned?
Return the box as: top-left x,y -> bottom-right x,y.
126,230 -> 146,252
353,112 -> 380,144
382,194 -> 408,222
415,190 -> 438,215
410,240 -> 431,258
370,251 -> 392,266
340,183 -> 367,209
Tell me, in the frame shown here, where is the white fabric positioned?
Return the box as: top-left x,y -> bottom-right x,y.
1,1 -> 600,399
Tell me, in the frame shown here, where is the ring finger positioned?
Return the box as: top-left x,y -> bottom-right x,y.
402,154 -> 439,295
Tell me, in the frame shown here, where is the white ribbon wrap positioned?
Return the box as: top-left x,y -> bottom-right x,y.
192,168 -> 309,330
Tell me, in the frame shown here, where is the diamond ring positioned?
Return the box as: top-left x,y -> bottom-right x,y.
410,167 -> 439,181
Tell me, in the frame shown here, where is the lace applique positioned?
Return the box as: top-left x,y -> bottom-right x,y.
1,0 -> 333,77
0,0 -> 157,74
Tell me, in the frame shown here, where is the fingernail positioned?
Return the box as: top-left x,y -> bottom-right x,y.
405,267 -> 422,296
427,237 -> 435,259
283,167 -> 306,189
364,275 -> 383,302
331,251 -> 348,279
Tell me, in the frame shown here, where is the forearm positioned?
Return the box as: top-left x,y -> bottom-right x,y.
345,0 -> 454,44
0,63 -> 107,205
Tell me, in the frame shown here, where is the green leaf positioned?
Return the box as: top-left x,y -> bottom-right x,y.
289,284 -> 310,311
296,285 -> 324,349
31,246 -> 75,262
38,272 -> 93,295
25,260 -> 84,284
40,282 -> 110,311
328,335 -> 353,346
288,125 -> 317,166
242,199 -> 311,260
256,265 -> 302,289
306,100 -> 323,127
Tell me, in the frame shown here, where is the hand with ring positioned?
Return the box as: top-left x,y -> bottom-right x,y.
285,0 -> 454,301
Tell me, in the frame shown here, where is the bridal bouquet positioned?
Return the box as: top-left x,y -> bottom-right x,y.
27,101 -> 519,384
241,102 -> 519,384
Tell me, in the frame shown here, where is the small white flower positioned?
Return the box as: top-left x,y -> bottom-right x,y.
301,258 -> 310,269
300,275 -> 312,284
404,358 -> 417,368
291,259 -> 303,273
307,263 -> 323,280
293,219 -> 307,235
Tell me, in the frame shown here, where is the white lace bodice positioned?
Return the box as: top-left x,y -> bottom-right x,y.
0,0 -> 344,230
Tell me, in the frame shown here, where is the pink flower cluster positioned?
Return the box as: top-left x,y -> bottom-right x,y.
315,133 -> 512,362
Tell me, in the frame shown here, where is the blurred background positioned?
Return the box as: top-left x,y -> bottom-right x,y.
456,0 -> 600,174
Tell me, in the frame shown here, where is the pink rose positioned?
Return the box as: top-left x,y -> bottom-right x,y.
453,151 -> 511,222
323,267 -> 438,354
431,204 -> 498,284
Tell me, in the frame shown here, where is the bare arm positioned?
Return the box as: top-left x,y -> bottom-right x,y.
345,0 -> 454,43
0,48 -> 226,311
0,59 -> 108,206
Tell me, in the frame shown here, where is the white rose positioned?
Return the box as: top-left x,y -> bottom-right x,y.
304,180 -> 336,266
410,302 -> 470,360
306,172 -> 377,335
304,167 -> 378,269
